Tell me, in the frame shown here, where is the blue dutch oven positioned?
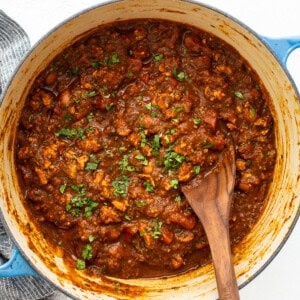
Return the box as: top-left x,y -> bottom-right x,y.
0,0 -> 299,299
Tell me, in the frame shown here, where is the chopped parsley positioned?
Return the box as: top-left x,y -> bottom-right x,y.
112,175 -> 130,197
173,68 -> 186,82
118,155 -> 136,172
164,147 -> 186,170
153,53 -> 163,62
82,244 -> 93,260
64,113 -> 72,123
143,181 -> 154,193
152,219 -> 163,239
172,106 -> 183,113
193,118 -> 202,125
169,179 -> 179,189
105,103 -> 114,111
66,184 -> 98,217
193,165 -> 201,174
59,183 -> 67,194
145,103 -> 152,110
166,128 -> 176,135
151,134 -> 161,156
76,259 -> 86,270
82,90 -> 97,98
140,132 -> 147,147
174,195 -> 182,202
135,153 -> 148,166
107,53 -> 120,65
87,112 -> 94,122
85,162 -> 99,171
88,235 -> 96,242
136,200 -> 148,207
250,105 -> 256,118
202,143 -> 214,149
233,90 -> 244,99
55,127 -> 86,140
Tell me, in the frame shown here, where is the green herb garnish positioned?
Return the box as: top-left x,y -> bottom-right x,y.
152,219 -> 163,239
164,147 -> 186,170
202,143 -> 214,149
193,165 -> 201,174
88,235 -> 96,242
153,54 -> 163,62
135,154 -> 148,166
140,132 -> 147,147
136,200 -> 148,207
107,53 -> 120,65
55,127 -> 86,140
173,68 -> 186,81
85,162 -> 99,171
233,91 -> 244,99
112,175 -> 130,197
59,183 -> 67,194
82,244 -> 93,260
82,90 -> 97,98
169,179 -> 179,189
151,134 -> 161,156
143,181 -> 154,193
193,118 -> 202,125
76,259 -> 86,270
174,195 -> 182,202
250,105 -> 256,118
87,112 -> 94,122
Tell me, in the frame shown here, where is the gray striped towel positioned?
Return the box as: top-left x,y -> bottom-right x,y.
0,10 -> 71,300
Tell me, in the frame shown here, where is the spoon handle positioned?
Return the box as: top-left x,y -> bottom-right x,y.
200,203 -> 240,300
182,153 -> 239,300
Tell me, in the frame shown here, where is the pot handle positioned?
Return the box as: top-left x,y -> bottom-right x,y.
0,246 -> 39,277
262,36 -> 300,65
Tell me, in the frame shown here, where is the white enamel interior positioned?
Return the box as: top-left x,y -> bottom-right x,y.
0,0 -> 299,299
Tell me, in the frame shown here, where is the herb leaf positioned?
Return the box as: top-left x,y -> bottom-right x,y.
193,165 -> 201,174
153,54 -> 163,62
76,259 -> 86,270
55,127 -> 86,140
151,134 -> 161,156
59,183 -> 67,194
136,200 -> 148,207
164,147 -> 186,170
233,91 -> 244,99
85,162 -> 99,171
112,175 -> 130,197
82,244 -> 93,260
107,53 -> 120,65
193,118 -> 202,125
169,179 -> 179,189
152,219 -> 163,239
143,181 -> 154,193
140,132 -> 147,147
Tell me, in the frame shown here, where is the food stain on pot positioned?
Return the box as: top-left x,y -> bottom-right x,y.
159,8 -> 186,14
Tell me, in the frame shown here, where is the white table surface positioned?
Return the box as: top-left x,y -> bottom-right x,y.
1,1 -> 299,299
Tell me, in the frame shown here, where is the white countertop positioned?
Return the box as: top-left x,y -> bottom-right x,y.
1,0 -> 299,299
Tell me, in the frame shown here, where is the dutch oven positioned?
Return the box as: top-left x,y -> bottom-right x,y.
0,0 -> 299,299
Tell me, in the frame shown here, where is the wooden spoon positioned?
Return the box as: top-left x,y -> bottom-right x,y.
181,139 -> 239,300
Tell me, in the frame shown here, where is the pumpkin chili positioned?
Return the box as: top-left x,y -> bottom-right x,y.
16,20 -> 276,279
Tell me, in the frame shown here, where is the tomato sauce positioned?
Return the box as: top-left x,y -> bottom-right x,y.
16,20 -> 276,278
